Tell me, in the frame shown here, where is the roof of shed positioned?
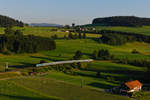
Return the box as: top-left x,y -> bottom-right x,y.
125,80 -> 142,90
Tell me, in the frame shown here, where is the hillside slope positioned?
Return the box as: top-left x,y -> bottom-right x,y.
92,16 -> 150,27
0,15 -> 24,27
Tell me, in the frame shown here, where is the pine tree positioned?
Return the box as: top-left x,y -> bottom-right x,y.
4,27 -> 14,35
68,32 -> 73,39
73,50 -> 82,60
64,35 -> 67,39
78,32 -> 82,39
92,50 -> 97,59
83,33 -> 86,39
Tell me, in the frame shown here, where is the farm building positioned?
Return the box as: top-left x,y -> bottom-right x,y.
121,80 -> 142,93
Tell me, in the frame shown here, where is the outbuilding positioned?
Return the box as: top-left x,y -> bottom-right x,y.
121,80 -> 142,93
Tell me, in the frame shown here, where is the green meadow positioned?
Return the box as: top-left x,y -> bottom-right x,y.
0,79 -> 62,100
0,26 -> 149,100
83,25 -> 150,35
10,77 -> 131,100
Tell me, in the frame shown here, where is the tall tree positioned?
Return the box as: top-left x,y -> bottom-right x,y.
73,50 -> 82,60
78,32 -> 82,39
68,32 -> 73,39
4,27 -> 14,35
92,50 -> 97,59
83,33 -> 86,39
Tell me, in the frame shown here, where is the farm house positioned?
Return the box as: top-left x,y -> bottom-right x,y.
120,80 -> 142,93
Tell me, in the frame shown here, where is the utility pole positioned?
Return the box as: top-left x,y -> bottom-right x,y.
5,62 -> 8,72
81,79 -> 84,88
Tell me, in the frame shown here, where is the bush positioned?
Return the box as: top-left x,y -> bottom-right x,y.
78,63 -> 87,69
21,71 -> 29,76
32,62 -> 86,75
132,49 -> 140,54
132,91 -> 144,99
97,49 -> 113,60
51,34 -> 58,39
106,76 -> 115,82
40,60 -> 48,64
73,50 -> 82,60
92,50 -> 98,59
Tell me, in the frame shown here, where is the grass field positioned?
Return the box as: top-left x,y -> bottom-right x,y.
10,77 -> 131,100
0,79 -> 61,100
0,26 -> 149,100
0,39 -> 149,69
83,25 -> 150,36
0,27 -> 100,38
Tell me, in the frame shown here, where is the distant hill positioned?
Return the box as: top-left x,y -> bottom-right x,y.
92,16 -> 150,27
30,23 -> 63,27
0,15 -> 25,27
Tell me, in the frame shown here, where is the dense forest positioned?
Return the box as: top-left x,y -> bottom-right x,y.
0,28 -> 56,54
100,30 -> 150,45
92,16 -> 150,27
0,15 -> 25,27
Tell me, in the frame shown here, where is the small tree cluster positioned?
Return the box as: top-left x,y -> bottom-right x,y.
51,34 -> 58,39
117,58 -> 150,68
100,30 -> 150,45
73,50 -> 82,60
131,49 -> 140,54
0,28 -> 56,54
65,32 -> 86,39
92,49 -> 113,60
32,63 -> 85,75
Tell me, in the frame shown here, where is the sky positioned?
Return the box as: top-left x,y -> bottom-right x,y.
0,0 -> 150,25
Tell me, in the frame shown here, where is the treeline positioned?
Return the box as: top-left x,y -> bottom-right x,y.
72,49 -> 150,69
115,58 -> 150,68
91,49 -> 150,68
0,28 -> 56,54
72,49 -> 113,60
0,15 -> 25,27
64,32 -> 86,39
93,16 -> 150,27
100,30 -> 150,45
23,61 -> 87,76
92,49 -> 113,60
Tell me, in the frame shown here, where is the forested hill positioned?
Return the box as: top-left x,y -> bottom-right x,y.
92,16 -> 150,27
0,15 -> 25,27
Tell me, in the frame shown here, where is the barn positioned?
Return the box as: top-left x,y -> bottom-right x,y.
121,80 -> 142,93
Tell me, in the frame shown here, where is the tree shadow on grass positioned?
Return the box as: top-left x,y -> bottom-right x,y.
82,53 -> 92,58
9,62 -> 34,69
0,93 -> 59,100
85,69 -> 145,77
76,71 -> 97,78
30,56 -> 63,62
88,82 -> 114,89
86,37 -> 99,42
79,69 -> 146,84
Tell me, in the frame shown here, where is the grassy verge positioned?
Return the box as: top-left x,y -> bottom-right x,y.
12,77 -> 131,100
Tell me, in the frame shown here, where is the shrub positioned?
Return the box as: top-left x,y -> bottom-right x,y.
132,91 -> 144,99
40,60 -> 48,64
21,71 -> 29,76
106,76 -> 115,82
92,50 -> 98,59
73,50 -> 82,60
132,49 -> 140,54
78,63 -> 87,69
97,49 -> 112,60
51,34 -> 58,39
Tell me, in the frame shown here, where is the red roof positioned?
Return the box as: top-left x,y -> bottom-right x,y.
125,80 -> 142,90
